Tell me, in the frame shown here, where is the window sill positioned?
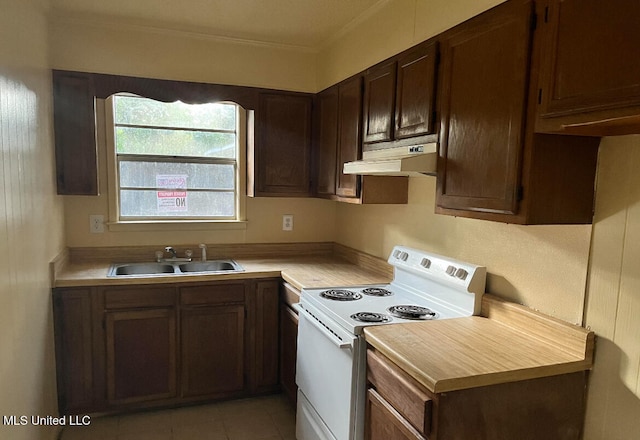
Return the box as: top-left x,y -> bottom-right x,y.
107,220 -> 248,232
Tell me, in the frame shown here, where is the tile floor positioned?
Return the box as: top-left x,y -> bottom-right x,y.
60,394 -> 296,440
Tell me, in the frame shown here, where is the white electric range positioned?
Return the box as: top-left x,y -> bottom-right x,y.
295,245 -> 486,440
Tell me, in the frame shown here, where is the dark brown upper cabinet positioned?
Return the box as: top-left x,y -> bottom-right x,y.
249,92 -> 313,197
362,41 -> 438,150
395,43 -> 438,140
336,76 -> 363,198
363,61 -> 397,144
535,0 -> 640,135
437,0 -> 533,216
315,87 -> 339,198
436,0 -> 600,224
52,71 -> 315,198
314,77 -> 408,204
53,71 -> 98,195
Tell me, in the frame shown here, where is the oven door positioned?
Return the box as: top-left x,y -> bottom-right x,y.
295,302 -> 364,440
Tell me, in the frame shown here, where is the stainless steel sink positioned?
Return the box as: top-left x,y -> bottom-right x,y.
178,260 -> 243,273
108,260 -> 243,277
110,263 -> 176,276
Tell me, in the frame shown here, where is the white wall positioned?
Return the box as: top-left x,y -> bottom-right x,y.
0,0 -> 66,439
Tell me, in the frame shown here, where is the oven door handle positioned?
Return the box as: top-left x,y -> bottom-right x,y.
294,304 -> 353,350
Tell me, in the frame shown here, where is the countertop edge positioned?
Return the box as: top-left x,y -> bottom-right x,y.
52,256 -> 393,290
364,315 -> 594,394
53,268 -> 284,288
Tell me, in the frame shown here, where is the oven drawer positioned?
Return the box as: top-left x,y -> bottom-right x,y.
367,349 -> 433,437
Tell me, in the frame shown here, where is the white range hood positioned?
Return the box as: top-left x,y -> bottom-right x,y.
343,143 -> 437,176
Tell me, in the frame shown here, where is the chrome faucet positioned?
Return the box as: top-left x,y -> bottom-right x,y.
165,246 -> 178,258
157,246 -> 192,262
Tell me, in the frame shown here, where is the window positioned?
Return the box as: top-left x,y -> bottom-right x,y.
105,95 -> 245,224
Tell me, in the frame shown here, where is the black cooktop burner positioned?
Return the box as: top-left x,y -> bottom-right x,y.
361,287 -> 393,297
320,289 -> 362,301
350,312 -> 392,323
388,305 -> 438,320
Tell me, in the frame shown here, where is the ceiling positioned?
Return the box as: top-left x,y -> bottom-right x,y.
50,0 -> 386,50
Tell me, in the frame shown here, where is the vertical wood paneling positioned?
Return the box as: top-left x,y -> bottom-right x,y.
613,144 -> 640,393
584,139 -> 632,337
1,3 -> 66,439
583,135 -> 640,440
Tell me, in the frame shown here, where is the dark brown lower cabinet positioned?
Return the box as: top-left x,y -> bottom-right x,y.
252,280 -> 280,393
53,289 -> 95,413
105,308 -> 177,405
366,348 -> 587,440
179,282 -> 246,399
181,305 -> 245,398
53,278 -> 283,415
279,283 -> 300,407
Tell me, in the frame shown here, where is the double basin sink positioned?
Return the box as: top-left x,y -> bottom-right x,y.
108,260 -> 244,277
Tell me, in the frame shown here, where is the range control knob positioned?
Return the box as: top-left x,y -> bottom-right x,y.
455,268 -> 469,280
393,250 -> 401,258
446,265 -> 457,276
420,258 -> 431,268
399,251 -> 409,261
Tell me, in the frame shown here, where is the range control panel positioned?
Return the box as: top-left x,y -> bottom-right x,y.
388,245 -> 486,296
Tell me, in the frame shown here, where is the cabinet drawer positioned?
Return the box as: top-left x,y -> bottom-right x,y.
180,283 -> 245,306
281,283 -> 300,309
104,286 -> 176,309
367,388 -> 427,440
367,350 -> 432,436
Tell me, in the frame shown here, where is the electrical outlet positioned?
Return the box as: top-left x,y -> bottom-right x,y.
89,215 -> 104,233
282,214 -> 293,231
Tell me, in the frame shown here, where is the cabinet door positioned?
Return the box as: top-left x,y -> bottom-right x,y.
363,61 -> 397,144
537,0 -> 640,119
252,93 -> 312,196
53,289 -> 95,413
181,305 -> 245,398
336,76 -> 363,198
279,303 -> 298,406
105,308 -> 177,404
52,71 -> 98,195
315,87 -> 339,197
253,280 -> 280,392
437,0 -> 534,214
366,389 -> 427,440
395,42 -> 438,139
